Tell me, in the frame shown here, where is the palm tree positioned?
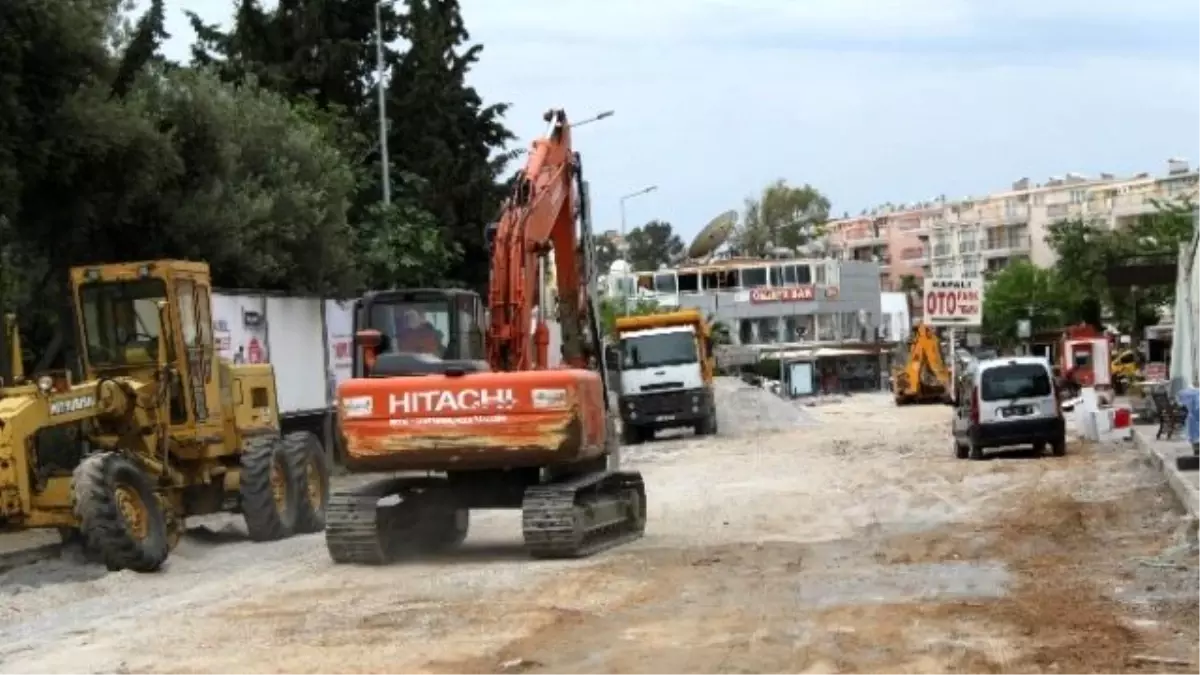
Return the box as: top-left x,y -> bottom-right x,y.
898,274 -> 922,326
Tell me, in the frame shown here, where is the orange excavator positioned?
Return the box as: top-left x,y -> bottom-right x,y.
325,109 -> 646,564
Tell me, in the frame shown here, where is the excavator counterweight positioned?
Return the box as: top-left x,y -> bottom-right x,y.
325,110 -> 645,564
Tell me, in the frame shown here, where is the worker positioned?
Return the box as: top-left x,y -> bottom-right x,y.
394,309 -> 442,355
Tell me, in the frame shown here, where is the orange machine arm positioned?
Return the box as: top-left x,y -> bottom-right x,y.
487,109 -> 593,373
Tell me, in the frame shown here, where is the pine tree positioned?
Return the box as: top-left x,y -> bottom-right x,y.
386,0 -> 515,290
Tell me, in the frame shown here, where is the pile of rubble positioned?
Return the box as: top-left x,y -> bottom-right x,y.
713,376 -> 817,435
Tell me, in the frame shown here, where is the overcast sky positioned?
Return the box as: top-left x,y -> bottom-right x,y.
159,0 -> 1199,242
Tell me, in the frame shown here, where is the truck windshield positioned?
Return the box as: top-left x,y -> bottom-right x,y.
620,332 -> 697,370
368,300 -> 452,358
78,279 -> 168,367
980,364 -> 1052,401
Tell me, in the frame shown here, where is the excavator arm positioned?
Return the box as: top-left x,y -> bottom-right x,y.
894,324 -> 952,404
487,108 -> 594,373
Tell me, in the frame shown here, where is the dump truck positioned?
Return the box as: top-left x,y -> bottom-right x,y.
611,309 -> 718,443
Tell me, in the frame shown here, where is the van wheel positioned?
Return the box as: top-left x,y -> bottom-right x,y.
953,439 -> 968,460
1033,441 -> 1047,455
1050,437 -> 1067,457
968,441 -> 983,461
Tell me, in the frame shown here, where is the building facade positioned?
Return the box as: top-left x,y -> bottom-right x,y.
607,258 -> 883,346
824,158 -> 1199,288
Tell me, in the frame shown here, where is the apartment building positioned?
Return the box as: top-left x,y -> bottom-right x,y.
825,158 -> 1200,286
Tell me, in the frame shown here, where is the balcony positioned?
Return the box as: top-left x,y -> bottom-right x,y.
1045,203 -> 1074,219
847,229 -> 888,246
982,234 -> 1031,257
1110,193 -> 1156,218
1002,205 -> 1030,224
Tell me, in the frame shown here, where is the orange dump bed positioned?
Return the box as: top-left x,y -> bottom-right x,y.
336,369 -> 608,472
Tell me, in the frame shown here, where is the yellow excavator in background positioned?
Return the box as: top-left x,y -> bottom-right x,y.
892,323 -> 953,405
0,260 -> 329,572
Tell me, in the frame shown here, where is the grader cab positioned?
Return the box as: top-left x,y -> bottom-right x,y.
0,260 -> 329,572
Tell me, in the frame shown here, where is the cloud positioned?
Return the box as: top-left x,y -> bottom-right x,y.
154,0 -> 1199,242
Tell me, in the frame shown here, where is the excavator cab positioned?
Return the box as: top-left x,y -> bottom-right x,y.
352,289 -> 488,378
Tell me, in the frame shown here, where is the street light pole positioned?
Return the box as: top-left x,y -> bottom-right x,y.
618,185 -> 659,314
375,0 -> 391,206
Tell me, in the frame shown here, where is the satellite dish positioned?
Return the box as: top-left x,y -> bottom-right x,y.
688,210 -> 737,260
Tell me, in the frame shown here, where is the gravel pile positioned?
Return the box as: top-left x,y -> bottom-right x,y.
713,376 -> 817,435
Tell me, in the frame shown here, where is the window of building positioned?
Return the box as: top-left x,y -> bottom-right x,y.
677,272 -> 699,293
770,265 -> 783,287
814,264 -> 826,285
653,272 -> 677,294
702,269 -> 738,290
740,266 -> 768,288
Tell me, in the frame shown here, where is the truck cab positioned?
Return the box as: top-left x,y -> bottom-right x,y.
612,310 -> 718,444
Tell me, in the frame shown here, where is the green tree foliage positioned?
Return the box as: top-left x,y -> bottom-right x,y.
705,313 -> 732,346
2,0 -> 506,367
1042,195 -> 1196,333
591,236 -> 620,275
625,220 -> 684,271
733,179 -> 830,257
598,297 -> 660,339
186,0 -> 515,291
981,261 -> 1070,347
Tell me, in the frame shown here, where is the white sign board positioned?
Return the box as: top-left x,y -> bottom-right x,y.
923,278 -> 984,327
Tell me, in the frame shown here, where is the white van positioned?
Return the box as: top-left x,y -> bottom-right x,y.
952,356 -> 1065,460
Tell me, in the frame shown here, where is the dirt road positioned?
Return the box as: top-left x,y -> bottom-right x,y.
1,389 -> 1196,673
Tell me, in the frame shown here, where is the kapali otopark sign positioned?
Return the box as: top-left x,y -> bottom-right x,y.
922,278 -> 984,327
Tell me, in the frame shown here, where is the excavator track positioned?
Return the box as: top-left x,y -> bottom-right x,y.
521,470 -> 646,559
326,470 -> 646,564
324,477 -> 462,565
324,479 -> 402,565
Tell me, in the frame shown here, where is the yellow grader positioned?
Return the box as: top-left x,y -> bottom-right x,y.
0,260 -> 330,572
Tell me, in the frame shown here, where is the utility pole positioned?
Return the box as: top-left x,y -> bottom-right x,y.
375,0 -> 391,206
618,185 -> 658,314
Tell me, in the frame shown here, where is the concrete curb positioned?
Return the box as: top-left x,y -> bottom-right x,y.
1131,427 -> 1199,519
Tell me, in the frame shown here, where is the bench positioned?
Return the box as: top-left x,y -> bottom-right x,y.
1149,390 -> 1188,441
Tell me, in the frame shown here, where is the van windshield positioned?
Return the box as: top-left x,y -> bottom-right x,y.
980,364 -> 1052,401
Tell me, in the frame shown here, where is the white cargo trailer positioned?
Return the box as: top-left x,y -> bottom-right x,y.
211,290 -> 355,452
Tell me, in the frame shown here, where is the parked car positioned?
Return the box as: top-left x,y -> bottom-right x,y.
952,356 -> 1066,460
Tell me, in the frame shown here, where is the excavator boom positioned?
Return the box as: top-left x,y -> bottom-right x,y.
487,108 -> 593,372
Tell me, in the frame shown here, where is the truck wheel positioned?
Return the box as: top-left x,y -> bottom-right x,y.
1050,437 -> 1067,457
72,452 -> 170,573
622,423 -> 644,446
968,440 -> 983,461
240,437 -> 299,542
694,412 -> 717,437
283,431 -> 330,534
953,439 -> 968,460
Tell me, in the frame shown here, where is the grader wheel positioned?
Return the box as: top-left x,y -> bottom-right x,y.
283,431 -> 330,534
240,437 -> 299,542
72,452 -> 170,573
157,493 -> 184,551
